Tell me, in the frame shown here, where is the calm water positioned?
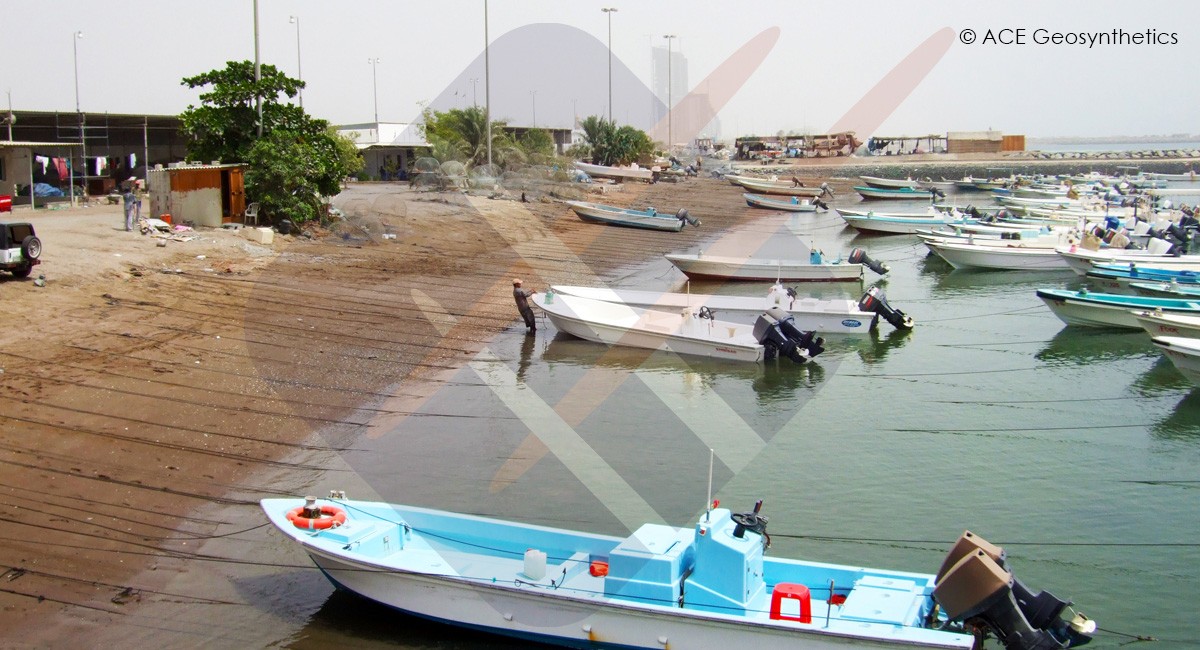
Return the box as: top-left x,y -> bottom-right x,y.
192,178 -> 1200,648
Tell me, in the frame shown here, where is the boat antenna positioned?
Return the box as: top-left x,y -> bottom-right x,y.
705,448 -> 714,522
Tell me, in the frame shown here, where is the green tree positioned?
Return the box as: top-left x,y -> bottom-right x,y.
578,116 -> 653,166
422,106 -> 513,167
180,61 -> 361,223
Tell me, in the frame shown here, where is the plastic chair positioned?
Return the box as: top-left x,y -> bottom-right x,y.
244,202 -> 260,227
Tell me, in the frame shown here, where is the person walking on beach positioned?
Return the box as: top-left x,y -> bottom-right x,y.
122,184 -> 137,231
512,278 -> 537,333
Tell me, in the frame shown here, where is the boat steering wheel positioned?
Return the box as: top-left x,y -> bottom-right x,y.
731,512 -> 762,528
698,306 -> 714,320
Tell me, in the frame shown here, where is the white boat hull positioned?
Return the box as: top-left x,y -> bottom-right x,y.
1152,336 -> 1200,385
566,201 -> 684,232
574,161 -> 654,181
837,210 -> 953,234
1135,310 -> 1200,338
303,546 -> 953,650
733,177 -> 826,197
665,253 -> 864,282
1037,295 -> 1142,329
534,292 -> 765,362
744,193 -> 819,212
550,285 -> 879,334
925,241 -> 1070,270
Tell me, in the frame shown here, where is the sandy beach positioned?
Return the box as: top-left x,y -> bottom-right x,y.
1,153 -> 1196,646
0,172 -> 796,646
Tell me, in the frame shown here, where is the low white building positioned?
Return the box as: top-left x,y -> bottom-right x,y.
335,122 -> 430,180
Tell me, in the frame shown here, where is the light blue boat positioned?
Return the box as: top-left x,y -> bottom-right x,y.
1085,264 -> 1200,293
1037,287 -> 1200,328
1129,280 -> 1200,299
566,200 -> 700,232
263,495 -> 1094,649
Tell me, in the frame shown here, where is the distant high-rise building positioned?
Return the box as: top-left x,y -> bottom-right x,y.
651,44 -> 688,132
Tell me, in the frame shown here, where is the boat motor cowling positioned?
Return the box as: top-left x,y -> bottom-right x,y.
934,531 -> 1096,650
858,286 -> 914,330
848,248 -> 890,276
753,308 -> 825,364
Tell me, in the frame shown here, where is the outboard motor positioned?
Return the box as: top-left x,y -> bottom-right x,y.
752,308 -> 824,364
819,182 -> 833,198
813,198 -> 829,211
858,286 -> 914,330
934,531 -> 1096,650
676,208 -> 701,227
848,248 -> 890,276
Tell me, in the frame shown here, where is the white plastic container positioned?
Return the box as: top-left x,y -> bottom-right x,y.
523,548 -> 547,580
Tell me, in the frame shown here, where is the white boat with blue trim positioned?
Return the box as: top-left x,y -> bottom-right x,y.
549,284 -> 914,334
1037,288 -> 1200,328
263,495 -> 1095,650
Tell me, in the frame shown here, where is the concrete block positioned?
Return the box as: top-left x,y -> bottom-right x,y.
242,227 -> 274,245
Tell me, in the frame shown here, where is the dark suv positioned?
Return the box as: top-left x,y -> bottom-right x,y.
1,222 -> 41,278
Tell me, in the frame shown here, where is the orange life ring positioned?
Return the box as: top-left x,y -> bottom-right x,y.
287,504 -> 346,530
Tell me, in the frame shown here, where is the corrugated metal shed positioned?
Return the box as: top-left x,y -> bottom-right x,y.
147,163 -> 247,227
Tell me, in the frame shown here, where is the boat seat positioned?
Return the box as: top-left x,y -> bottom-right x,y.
839,576 -> 924,626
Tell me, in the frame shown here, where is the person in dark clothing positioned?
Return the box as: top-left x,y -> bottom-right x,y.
513,278 -> 537,332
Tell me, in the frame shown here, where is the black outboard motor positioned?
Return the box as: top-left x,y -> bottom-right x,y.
676,208 -> 701,227
752,307 -> 824,363
848,248 -> 890,276
813,198 -> 829,211
858,286 -> 914,330
934,531 -> 1096,650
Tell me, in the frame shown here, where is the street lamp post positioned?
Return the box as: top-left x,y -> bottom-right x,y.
530,90 -> 537,127
469,77 -> 478,107
662,34 -> 676,152
602,8 -> 617,123
289,16 -> 303,109
484,0 -> 492,168
367,58 -> 381,123
72,30 -> 84,206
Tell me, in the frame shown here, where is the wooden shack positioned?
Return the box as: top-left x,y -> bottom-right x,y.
147,162 -> 247,227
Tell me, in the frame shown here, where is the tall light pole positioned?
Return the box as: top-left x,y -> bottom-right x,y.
662,34 -> 676,151
602,8 -> 618,123
289,15 -> 303,109
484,0 -> 492,168
367,58 -> 381,123
530,90 -> 537,127
469,77 -> 479,107
253,0 -> 262,137
72,30 -> 84,206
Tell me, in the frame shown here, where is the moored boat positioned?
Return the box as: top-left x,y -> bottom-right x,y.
263,495 -> 1096,650
1151,336 -> 1200,384
532,292 -> 824,364
836,208 -> 956,234
925,240 -> 1071,271
574,161 -> 655,182
1036,288 -> 1200,329
732,176 -> 830,198
854,185 -> 937,200
566,200 -> 700,232
858,175 -> 919,190
743,193 -> 826,212
550,283 -> 914,333
1134,309 -> 1200,338
665,248 -> 890,282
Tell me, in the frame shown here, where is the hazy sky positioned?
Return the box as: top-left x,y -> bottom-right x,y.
3,0 -> 1197,139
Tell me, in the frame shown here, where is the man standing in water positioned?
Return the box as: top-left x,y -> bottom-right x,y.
512,278 -> 536,333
